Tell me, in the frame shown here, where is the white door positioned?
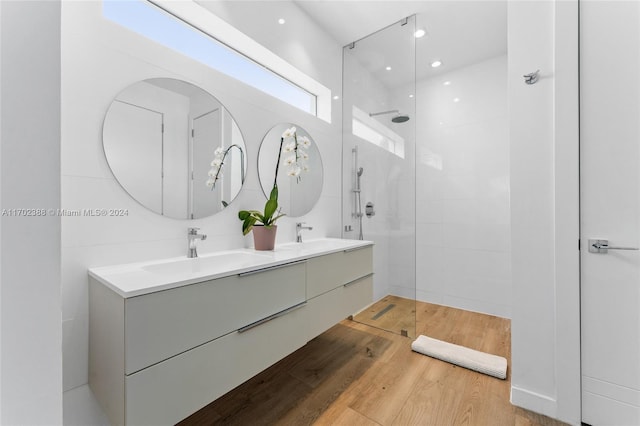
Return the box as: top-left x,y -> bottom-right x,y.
190,108 -> 221,219
103,101 -> 163,214
581,2 -> 640,425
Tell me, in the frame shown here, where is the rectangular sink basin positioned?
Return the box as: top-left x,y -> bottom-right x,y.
143,251 -> 271,276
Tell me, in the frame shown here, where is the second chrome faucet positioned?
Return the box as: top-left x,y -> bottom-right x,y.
296,222 -> 313,243
187,227 -> 207,258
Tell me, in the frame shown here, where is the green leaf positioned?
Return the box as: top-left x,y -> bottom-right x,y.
238,210 -> 250,220
242,216 -> 257,235
271,213 -> 286,223
264,198 -> 277,221
269,185 -> 279,202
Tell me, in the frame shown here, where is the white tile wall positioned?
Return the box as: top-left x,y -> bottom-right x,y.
415,55 -> 511,318
63,385 -> 110,426
61,1 -> 343,393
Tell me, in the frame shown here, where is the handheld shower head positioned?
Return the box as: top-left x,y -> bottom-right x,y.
357,167 -> 364,177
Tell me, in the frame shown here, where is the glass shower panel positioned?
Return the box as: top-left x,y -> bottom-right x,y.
342,17 -> 416,338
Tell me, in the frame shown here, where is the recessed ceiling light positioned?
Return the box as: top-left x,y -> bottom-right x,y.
453,97 -> 460,103
278,18 -> 286,25
333,95 -> 340,100
414,29 -> 426,38
431,60 -> 442,68
409,94 -> 414,98
443,81 -> 451,86
386,66 -> 392,71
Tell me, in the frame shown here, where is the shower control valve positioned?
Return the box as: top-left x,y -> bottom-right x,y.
365,202 -> 376,218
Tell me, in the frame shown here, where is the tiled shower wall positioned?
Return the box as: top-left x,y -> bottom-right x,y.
415,55 -> 511,317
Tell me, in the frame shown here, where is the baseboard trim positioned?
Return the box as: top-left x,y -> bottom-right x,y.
511,385 -> 558,419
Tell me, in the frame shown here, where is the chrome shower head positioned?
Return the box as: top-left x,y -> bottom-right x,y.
369,109 -> 410,123
392,114 -> 410,123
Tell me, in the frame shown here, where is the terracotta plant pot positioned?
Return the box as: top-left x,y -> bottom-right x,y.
252,225 -> 277,251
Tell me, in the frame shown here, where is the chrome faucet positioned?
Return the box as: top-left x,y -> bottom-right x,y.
296,222 -> 313,243
187,227 -> 207,258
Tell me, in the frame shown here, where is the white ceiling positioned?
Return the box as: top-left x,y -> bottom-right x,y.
294,1 -> 507,84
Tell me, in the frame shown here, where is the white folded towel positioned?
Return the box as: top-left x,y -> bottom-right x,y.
411,335 -> 507,379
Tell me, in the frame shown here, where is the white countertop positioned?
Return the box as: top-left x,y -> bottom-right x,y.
88,238 -> 374,298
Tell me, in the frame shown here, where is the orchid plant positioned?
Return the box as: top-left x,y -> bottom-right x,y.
281,126 -> 311,183
206,144 -> 245,190
206,146 -> 226,189
238,125 -> 310,235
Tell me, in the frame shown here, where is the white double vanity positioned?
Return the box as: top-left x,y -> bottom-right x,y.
88,238 -> 373,425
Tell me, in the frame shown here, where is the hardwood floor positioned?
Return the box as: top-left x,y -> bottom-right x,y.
179,300 -> 567,426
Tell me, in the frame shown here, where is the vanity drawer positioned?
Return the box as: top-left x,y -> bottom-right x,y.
305,273 -> 374,340
306,246 -> 373,298
341,273 -> 374,316
125,299 -> 309,426
124,261 -> 306,375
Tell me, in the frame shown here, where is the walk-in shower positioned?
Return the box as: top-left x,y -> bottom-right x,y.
342,16 -> 417,338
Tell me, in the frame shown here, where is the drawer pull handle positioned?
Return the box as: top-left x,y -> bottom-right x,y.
237,301 -> 307,333
238,260 -> 306,277
344,246 -> 368,253
343,272 -> 374,288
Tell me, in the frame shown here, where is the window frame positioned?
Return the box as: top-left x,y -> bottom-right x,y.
144,0 -> 332,122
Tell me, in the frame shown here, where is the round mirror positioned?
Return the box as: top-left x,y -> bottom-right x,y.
258,124 -> 323,217
103,78 -> 247,219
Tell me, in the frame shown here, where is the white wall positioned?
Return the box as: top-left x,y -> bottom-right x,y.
508,1 -> 580,424
415,55 -> 510,318
61,0 -> 342,392
0,1 -> 63,423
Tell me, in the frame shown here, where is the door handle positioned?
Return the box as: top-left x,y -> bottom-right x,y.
588,239 -> 639,253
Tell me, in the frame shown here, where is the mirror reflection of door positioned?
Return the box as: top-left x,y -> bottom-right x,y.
103,78 -> 248,219
191,109 -> 221,219
104,101 -> 163,214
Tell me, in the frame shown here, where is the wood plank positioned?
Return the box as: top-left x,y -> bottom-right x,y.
322,407 -> 380,426
347,342 -> 429,425
180,299 -> 569,426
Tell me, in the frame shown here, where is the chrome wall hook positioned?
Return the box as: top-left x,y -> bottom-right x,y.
524,70 -> 540,85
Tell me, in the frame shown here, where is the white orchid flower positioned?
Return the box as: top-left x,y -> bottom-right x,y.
205,178 -> 215,187
284,155 -> 297,166
214,147 -> 225,156
302,164 -> 310,172
287,166 -> 301,177
284,142 -> 296,152
282,126 -> 297,138
299,150 -> 309,160
211,158 -> 222,168
208,168 -> 217,178
299,136 -> 311,148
